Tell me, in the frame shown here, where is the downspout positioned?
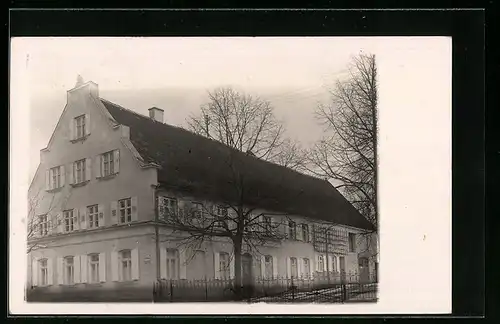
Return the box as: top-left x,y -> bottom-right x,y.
153,184 -> 161,282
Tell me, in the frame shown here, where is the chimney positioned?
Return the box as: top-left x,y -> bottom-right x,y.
67,75 -> 99,104
148,107 -> 164,123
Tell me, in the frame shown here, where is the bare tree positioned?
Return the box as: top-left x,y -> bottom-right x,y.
157,149 -> 293,300
307,53 -> 378,230
188,87 -> 305,169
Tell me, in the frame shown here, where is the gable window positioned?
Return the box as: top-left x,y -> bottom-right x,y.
38,214 -> 48,236
120,250 -> 132,281
64,256 -> 74,285
288,221 -> 297,240
74,159 -> 86,184
166,249 -> 180,280
159,197 -> 178,219
119,198 -> 132,224
75,115 -> 86,139
290,257 -> 298,278
263,216 -> 272,234
89,254 -> 100,283
302,224 -> 309,242
39,259 -> 48,286
264,255 -> 273,279
348,233 -> 356,253
219,252 -> 230,280
50,166 -> 61,189
63,209 -> 76,232
87,205 -> 99,228
102,151 -> 115,177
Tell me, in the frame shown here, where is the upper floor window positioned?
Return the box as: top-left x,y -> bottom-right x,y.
75,115 -> 86,139
102,151 -> 115,177
288,221 -> 297,240
119,198 -> 132,224
73,159 -> 86,184
214,205 -> 228,218
63,209 -> 76,232
159,197 -> 178,218
263,216 -> 272,234
87,205 -> 99,228
38,214 -> 48,236
348,233 -> 356,252
39,258 -> 48,286
64,256 -> 74,285
192,202 -> 203,219
47,166 -> 64,190
301,224 -> 309,242
120,250 -> 132,281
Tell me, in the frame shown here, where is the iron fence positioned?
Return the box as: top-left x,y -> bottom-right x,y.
153,271 -> 377,303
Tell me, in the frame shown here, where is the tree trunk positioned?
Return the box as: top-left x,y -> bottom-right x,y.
233,237 -> 243,300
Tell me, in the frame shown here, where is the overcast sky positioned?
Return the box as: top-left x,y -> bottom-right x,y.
17,37 -> 449,182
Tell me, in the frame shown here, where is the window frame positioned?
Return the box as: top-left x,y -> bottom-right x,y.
120,250 -> 132,282
75,114 -> 86,139
63,209 -> 76,232
39,258 -> 48,286
118,198 -> 132,224
87,205 -> 99,228
159,197 -> 178,218
302,224 -> 309,242
64,256 -> 74,285
89,253 -> 100,283
102,151 -> 115,177
50,166 -> 61,189
288,221 -> 297,240
166,248 -> 180,280
74,158 -> 86,184
219,252 -> 230,280
264,255 -> 273,279
290,257 -> 298,278
38,214 -> 48,236
348,233 -> 356,253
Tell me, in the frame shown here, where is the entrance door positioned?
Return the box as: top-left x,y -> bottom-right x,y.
241,253 -> 253,285
358,257 -> 370,283
339,256 -> 346,283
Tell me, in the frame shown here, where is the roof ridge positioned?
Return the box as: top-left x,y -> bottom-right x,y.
100,97 -> 332,186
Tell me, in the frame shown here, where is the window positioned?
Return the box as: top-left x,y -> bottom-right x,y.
331,256 -> 337,272
74,159 -> 86,183
119,198 -> 132,224
102,151 -> 115,177
288,221 -> 297,240
159,197 -> 178,218
38,215 -> 48,236
290,257 -> 298,278
87,205 -> 99,228
264,255 -> 274,279
166,249 -> 179,280
64,256 -> 74,285
75,115 -> 86,139
63,209 -> 76,232
263,216 -> 272,234
302,224 -> 309,242
214,205 -> 228,218
219,252 -> 230,279
50,166 -> 61,189
348,233 -> 356,252
39,259 -> 48,286
89,254 -> 100,283
318,255 -> 325,272
192,202 -> 203,219
120,250 -> 132,281
303,258 -> 310,277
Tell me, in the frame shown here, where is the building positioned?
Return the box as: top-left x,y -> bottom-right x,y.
27,78 -> 377,301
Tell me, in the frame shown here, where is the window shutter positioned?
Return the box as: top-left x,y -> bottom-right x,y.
327,255 -> 333,273
60,165 -> 65,187
308,224 -> 313,243
322,254 -> 327,271
45,170 -> 50,191
114,150 -> 120,174
229,253 -> 235,279
80,255 -> 88,283
95,155 -> 102,178
131,248 -> 139,281
57,257 -> 64,285
79,207 -> 87,230
297,224 -> 303,241
99,253 -> 106,282
160,247 -> 167,279
74,255 -> 81,284
98,204 -> 105,227
260,256 -> 266,279
286,258 -> 292,279
213,251 -> 220,279
110,201 -> 118,225
68,163 -> 74,185
111,251 -> 119,281
179,249 -> 187,279
85,114 -> 91,136
131,197 -> 138,222
272,256 -> 278,279
69,118 -> 75,141
31,258 -> 39,287
85,158 -> 92,182
56,212 -> 63,233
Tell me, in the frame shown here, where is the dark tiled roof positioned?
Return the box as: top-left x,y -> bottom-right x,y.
101,99 -> 374,231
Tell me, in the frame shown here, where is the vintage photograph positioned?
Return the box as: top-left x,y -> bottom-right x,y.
24,37 -> 379,303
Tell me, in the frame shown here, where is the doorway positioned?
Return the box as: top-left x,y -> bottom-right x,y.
358,257 -> 370,283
